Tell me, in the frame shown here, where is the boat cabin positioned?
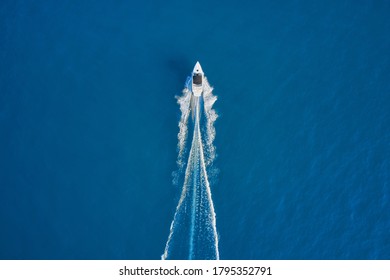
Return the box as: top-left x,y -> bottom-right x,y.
193,73 -> 202,85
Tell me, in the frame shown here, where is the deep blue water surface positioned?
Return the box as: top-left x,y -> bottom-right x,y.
1,0 -> 389,259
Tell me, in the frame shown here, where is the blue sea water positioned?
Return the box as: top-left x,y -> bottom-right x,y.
1,0 -> 389,259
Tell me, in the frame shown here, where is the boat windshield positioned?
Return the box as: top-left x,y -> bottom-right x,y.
193,74 -> 202,85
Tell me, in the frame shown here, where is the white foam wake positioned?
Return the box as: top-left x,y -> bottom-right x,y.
176,88 -> 192,170
162,78 -> 219,260
171,88 -> 192,187
201,78 -> 218,167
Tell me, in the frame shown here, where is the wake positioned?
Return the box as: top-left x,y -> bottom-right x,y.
162,78 -> 219,260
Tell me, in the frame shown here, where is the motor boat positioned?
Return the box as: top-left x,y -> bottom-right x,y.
184,61 -> 205,120
190,61 -> 204,97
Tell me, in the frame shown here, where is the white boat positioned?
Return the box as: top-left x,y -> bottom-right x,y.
185,61 -> 205,120
191,61 -> 204,97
